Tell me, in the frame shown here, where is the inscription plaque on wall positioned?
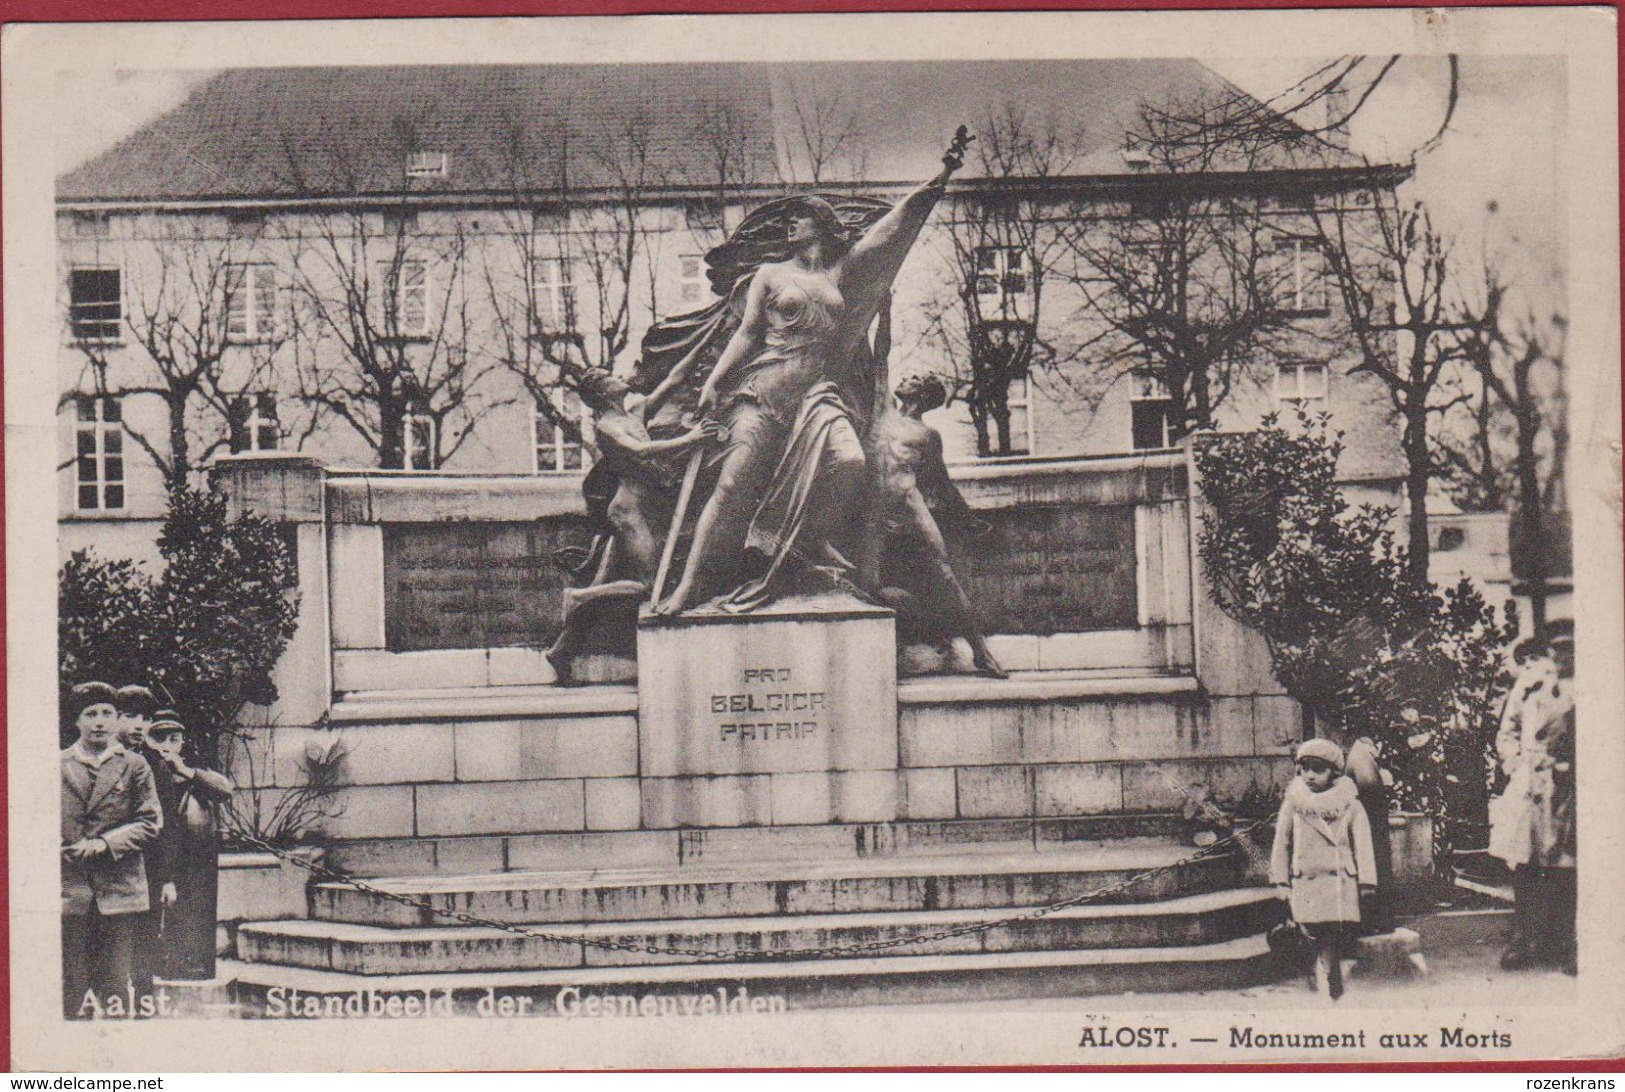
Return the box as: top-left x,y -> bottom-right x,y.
383,518 -> 596,651
950,503 -> 1137,634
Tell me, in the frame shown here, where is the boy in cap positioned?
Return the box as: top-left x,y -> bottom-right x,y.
146,711 -> 236,979
114,684 -> 175,1007
1269,737 -> 1379,1000
62,682 -> 162,1018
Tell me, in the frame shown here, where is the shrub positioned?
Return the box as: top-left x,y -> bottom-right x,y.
1195,414 -> 1514,865
59,486 -> 301,765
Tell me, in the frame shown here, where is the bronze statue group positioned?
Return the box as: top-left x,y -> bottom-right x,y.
546,128 -> 1003,681
61,682 -> 235,1018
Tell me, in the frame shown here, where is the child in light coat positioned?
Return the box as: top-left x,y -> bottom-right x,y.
1270,738 -> 1379,1000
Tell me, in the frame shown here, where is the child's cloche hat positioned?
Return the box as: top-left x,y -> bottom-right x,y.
1294,737 -> 1346,771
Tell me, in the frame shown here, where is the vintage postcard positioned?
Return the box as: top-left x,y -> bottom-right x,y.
4,5 -> 1620,1070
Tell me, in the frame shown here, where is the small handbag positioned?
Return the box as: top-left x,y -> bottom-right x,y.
1267,918 -> 1315,964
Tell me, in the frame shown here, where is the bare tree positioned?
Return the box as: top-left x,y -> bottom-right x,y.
777,75 -> 868,186
1147,55 -> 1461,163
471,102 -> 673,454
1055,99 -> 1332,444
685,97 -> 775,246
1440,272 -> 1569,634
1312,187 -> 1487,582
913,105 -> 1094,457
280,201 -> 503,470
66,215 -> 291,489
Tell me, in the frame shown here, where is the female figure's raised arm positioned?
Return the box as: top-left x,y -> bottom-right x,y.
841,130 -> 970,299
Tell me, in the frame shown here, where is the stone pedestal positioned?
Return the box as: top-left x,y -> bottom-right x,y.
636,593 -> 898,778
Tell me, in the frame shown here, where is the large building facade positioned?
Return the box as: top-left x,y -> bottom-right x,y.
57,61 -> 1408,558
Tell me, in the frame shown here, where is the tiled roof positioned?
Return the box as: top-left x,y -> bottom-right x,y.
58,60 -> 1360,204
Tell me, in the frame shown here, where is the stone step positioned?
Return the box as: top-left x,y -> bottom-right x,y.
243,887 -> 1280,975
224,934 -> 1281,1016
325,815 -> 1194,878
313,841 -> 1241,928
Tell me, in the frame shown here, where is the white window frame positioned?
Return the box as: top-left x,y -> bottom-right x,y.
226,263 -> 279,341
973,245 -> 1033,321
532,257 -> 578,332
1003,374 -> 1036,456
403,411 -> 436,471
1275,361 -> 1330,404
379,259 -> 429,338
405,151 -> 448,179
679,254 -> 709,305
1129,370 -> 1174,451
69,265 -> 123,343
233,391 -> 280,453
1272,236 -> 1330,314
74,396 -> 124,511
1132,371 -> 1171,402
533,389 -> 593,474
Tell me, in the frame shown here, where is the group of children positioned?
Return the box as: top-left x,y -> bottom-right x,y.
61,681 -> 236,1019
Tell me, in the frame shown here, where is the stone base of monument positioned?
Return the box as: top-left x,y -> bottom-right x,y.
637,592 -> 898,787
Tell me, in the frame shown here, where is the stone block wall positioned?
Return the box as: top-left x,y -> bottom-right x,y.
230,680 -> 1297,858
213,447 -> 1302,866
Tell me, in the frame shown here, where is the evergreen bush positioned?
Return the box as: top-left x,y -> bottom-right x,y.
58,485 -> 301,767
1195,414 -> 1514,864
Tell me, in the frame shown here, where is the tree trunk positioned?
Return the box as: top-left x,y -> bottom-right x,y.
379,400 -> 405,470
1404,402 -> 1431,584
968,394 -> 992,458
1188,365 -> 1212,436
1513,390 -> 1548,639
167,393 -> 191,491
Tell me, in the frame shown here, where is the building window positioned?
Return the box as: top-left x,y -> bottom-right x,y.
226,264 -> 279,341
1271,237 -> 1329,314
69,267 -> 122,342
1275,362 -> 1329,405
534,389 -> 592,473
74,396 -> 124,511
381,208 -> 419,236
532,258 -> 577,332
405,151 -> 448,179
679,254 -> 709,305
70,212 -> 111,238
1001,374 -> 1034,457
403,411 -> 436,471
229,392 -> 281,453
1130,370 -> 1174,450
973,246 -> 1032,321
532,207 -> 569,234
225,210 -> 266,238
379,260 -> 428,337
1266,189 -> 1319,212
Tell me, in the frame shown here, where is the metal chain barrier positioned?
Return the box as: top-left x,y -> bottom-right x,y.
228,816 -> 1274,965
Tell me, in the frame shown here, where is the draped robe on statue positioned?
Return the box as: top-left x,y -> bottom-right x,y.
627,194 -> 921,610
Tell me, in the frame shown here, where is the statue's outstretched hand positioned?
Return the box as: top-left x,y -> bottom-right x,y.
942,126 -> 975,173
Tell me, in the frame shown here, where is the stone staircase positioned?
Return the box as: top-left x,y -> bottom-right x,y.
226,833 -> 1287,1015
